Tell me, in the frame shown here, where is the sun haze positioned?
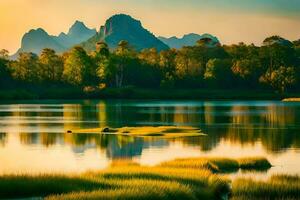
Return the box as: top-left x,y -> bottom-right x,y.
1,0 -> 300,53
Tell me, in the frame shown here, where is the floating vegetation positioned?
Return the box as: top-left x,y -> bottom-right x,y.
68,126 -> 206,139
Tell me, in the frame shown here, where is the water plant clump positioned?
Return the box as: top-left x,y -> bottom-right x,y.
69,126 -> 206,139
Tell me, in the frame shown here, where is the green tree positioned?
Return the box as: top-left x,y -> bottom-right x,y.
10,52 -> 39,82
138,48 -> 160,66
204,58 -> 233,88
159,49 -> 177,88
260,66 -> 297,93
92,42 -> 110,87
0,49 -> 10,87
113,40 -> 135,88
260,36 -> 297,80
63,46 -> 93,86
231,58 -> 262,87
39,48 -> 63,82
175,47 -> 203,79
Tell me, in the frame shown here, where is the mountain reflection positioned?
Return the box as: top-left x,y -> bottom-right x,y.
0,100 -> 300,159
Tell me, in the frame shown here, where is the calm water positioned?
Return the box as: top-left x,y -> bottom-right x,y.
0,100 -> 300,178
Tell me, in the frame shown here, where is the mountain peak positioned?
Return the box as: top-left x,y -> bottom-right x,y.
82,14 -> 169,52
27,28 -> 48,36
68,20 -> 93,36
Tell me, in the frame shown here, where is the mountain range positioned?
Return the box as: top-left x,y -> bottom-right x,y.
12,14 -> 220,58
158,33 -> 220,49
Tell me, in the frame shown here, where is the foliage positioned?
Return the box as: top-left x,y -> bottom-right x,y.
2,35 -> 300,95
63,46 -> 94,86
260,66 -> 297,92
9,52 -> 39,82
39,48 -> 64,82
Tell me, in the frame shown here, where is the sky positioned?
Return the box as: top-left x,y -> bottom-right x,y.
1,0 -> 300,54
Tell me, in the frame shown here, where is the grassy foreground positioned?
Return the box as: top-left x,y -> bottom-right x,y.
0,157 -> 298,200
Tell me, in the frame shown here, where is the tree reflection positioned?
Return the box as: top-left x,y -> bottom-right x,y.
2,101 -> 300,158
0,133 -> 6,146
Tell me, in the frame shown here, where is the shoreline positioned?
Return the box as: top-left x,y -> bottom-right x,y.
1,88 -> 299,101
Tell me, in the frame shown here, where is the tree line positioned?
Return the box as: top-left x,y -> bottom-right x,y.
1,35 -> 300,93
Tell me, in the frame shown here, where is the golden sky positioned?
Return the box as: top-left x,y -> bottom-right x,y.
1,0 -> 300,54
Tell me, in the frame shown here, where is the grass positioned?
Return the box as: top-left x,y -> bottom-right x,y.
69,126 -> 205,139
0,157 -> 298,200
160,157 -> 271,173
46,181 -> 197,200
282,98 -> 300,102
0,174 -> 112,199
237,157 -> 272,171
232,175 -> 300,200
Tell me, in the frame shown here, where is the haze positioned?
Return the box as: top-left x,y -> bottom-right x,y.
1,0 -> 300,53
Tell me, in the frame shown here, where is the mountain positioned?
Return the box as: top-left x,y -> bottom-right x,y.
82,14 -> 169,52
55,21 -> 96,48
263,36 -> 293,47
13,28 -> 65,58
158,33 -> 220,49
12,21 -> 96,59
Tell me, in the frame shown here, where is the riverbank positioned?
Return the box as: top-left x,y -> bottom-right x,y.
1,88 -> 299,101
1,157 -> 289,200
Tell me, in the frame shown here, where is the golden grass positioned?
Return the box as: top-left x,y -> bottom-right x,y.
68,126 -> 205,138
232,175 -> 300,200
160,157 -> 271,172
46,180 -> 197,200
0,157 -> 297,200
282,98 -> 300,102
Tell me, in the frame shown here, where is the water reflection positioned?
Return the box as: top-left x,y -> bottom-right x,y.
0,100 -> 299,175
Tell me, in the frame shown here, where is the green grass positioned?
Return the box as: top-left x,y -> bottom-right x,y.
0,157 -> 297,200
232,175 -> 300,200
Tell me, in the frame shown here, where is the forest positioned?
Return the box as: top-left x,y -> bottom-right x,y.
0,35 -> 300,99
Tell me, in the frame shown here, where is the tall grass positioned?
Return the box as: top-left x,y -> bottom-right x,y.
237,157 -> 272,171
87,166 -> 228,199
46,180 -> 197,200
0,157 -> 297,200
232,175 -> 300,200
0,174 -> 113,199
160,157 -> 271,172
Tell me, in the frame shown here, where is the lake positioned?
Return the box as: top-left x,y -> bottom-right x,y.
0,100 -> 299,178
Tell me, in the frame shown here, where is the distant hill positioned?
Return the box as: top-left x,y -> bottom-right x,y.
263,36 -> 293,47
158,33 -> 220,49
82,14 -> 169,52
55,21 -> 97,48
13,14 -> 224,59
12,21 -> 96,59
